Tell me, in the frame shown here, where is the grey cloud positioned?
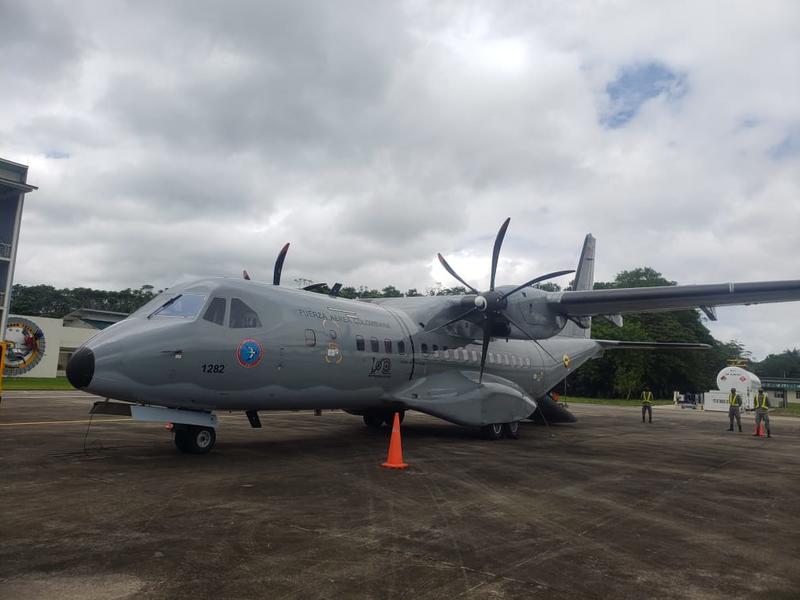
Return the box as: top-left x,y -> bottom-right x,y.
1,1 -> 798,358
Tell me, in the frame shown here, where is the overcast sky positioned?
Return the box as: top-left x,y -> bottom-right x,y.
1,1 -> 798,359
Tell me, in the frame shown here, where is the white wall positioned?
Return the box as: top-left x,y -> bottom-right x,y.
5,314 -> 97,378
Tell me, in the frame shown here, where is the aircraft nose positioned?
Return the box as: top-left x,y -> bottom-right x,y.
66,347 -> 94,389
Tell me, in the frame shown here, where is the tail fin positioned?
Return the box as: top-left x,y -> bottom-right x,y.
560,234 -> 595,338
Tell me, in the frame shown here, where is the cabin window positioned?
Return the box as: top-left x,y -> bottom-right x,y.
370,337 -> 379,353
356,335 -> 365,351
471,350 -> 478,362
432,345 -> 439,352
511,355 -> 518,367
384,339 -> 392,354
524,357 -> 531,367
444,349 -> 451,360
203,297 -> 226,325
229,298 -> 262,328
398,341 -> 406,354
421,343 -> 428,354
503,354 -> 510,366
488,353 -> 494,364
151,294 -> 207,319
305,329 -> 316,347
329,329 -> 337,340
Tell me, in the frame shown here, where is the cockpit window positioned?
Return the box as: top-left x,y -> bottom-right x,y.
229,298 -> 262,329
149,294 -> 207,319
203,297 -> 226,325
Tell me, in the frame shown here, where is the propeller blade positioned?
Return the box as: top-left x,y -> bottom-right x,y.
243,270 -> 251,281
478,316 -> 492,383
273,242 -> 290,285
423,307 -> 479,335
330,282 -> 342,297
504,313 -> 560,363
302,282 -> 328,293
499,269 -> 576,301
437,253 -> 479,294
490,217 -> 511,291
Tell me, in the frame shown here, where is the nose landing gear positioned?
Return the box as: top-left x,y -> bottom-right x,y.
174,425 -> 217,454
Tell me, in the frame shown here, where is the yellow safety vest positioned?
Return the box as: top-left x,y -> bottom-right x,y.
641,391 -> 653,405
728,393 -> 741,407
755,393 -> 768,410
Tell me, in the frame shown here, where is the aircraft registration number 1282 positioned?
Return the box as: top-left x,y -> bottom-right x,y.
201,364 -> 225,374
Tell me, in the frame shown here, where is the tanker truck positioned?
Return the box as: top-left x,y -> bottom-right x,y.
703,366 -> 761,411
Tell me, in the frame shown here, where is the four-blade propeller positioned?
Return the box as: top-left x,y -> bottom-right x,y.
249,219 -> 572,383
434,218 -> 574,382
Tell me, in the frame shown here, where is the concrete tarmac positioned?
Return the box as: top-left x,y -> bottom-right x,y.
1,392 -> 798,600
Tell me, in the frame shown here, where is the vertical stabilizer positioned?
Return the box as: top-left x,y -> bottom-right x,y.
561,234 -> 595,338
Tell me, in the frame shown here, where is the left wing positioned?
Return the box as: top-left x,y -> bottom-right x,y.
549,280 -> 800,317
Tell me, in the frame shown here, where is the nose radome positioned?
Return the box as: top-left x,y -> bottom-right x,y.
66,347 -> 94,389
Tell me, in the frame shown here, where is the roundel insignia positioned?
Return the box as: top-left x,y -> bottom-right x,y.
237,338 -> 263,368
4,317 -> 46,376
562,354 -> 571,368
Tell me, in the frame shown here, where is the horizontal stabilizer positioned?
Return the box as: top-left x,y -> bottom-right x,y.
596,340 -> 711,350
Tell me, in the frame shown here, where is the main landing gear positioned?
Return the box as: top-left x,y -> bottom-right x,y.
174,425 -> 217,454
481,421 -> 520,440
363,410 -> 404,430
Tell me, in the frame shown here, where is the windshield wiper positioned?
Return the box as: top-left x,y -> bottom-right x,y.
148,294 -> 182,319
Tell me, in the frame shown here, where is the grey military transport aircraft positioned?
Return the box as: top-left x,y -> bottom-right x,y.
66,218 -> 800,454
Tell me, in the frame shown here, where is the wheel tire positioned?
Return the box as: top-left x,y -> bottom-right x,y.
363,413 -> 384,429
175,426 -> 216,454
481,423 -> 504,440
383,411 -> 405,427
174,428 -> 192,453
503,421 -> 520,440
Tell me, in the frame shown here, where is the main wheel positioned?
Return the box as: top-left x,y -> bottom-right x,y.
383,411 -> 405,427
502,421 -> 520,439
174,425 -> 216,454
363,413 -> 384,429
481,423 -> 504,440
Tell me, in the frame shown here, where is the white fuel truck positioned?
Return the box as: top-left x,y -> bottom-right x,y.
703,366 -> 761,411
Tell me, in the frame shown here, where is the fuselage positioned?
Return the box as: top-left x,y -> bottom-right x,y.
68,278 -> 602,420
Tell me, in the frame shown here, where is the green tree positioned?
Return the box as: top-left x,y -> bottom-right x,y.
753,349 -> 800,378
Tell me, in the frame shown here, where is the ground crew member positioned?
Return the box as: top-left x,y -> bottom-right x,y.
753,388 -> 771,438
641,386 -> 654,423
727,387 -> 742,432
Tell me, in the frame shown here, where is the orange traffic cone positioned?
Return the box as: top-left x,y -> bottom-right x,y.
381,412 -> 408,469
759,422 -> 766,437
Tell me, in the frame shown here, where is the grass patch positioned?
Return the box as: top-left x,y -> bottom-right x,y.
563,396 -> 673,407
1,377 -> 76,391
772,405 -> 800,418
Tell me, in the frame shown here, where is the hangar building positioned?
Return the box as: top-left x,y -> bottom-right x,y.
4,310 -> 127,378
0,158 -> 36,340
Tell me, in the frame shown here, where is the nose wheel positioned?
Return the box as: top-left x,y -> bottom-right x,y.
174,425 -> 217,454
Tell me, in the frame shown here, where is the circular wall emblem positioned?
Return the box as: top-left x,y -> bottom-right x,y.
562,354 -> 571,368
236,338 -> 263,368
4,317 -> 46,376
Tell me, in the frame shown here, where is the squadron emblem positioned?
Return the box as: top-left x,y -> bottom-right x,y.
237,338 -> 263,368
562,354 -> 571,368
4,317 -> 46,376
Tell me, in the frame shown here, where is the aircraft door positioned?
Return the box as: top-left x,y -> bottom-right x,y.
528,343 -> 547,398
